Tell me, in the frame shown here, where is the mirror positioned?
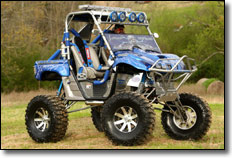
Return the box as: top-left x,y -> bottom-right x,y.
153,33 -> 159,38
92,29 -> 100,36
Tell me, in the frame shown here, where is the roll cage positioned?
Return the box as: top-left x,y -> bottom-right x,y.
63,5 -> 162,61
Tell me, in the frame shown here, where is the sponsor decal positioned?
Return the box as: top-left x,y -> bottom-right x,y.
86,48 -> 91,59
86,84 -> 92,89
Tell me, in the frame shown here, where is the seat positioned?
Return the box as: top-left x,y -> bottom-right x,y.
71,37 -> 108,79
88,46 -> 109,71
72,35 -> 109,70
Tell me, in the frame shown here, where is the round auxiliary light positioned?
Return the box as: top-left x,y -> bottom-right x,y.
137,12 -> 145,23
128,12 -> 136,22
118,12 -> 126,22
110,11 -> 118,22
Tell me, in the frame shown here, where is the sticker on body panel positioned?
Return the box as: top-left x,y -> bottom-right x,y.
127,73 -> 143,87
86,83 -> 92,89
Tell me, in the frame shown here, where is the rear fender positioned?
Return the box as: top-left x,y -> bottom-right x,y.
34,60 -> 70,80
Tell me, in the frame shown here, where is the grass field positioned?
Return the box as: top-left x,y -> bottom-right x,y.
1,86 -> 224,149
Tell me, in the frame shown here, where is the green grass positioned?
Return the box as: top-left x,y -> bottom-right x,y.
1,101 -> 224,149
202,78 -> 219,89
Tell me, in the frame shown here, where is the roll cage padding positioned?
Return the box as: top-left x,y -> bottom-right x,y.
69,28 -> 81,37
73,36 -> 88,64
70,45 -> 84,72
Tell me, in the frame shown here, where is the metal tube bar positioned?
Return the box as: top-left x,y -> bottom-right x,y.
149,55 -> 197,73
150,58 -> 180,69
100,22 -> 149,26
56,81 -> 63,96
171,73 -> 188,81
146,88 -> 156,99
91,12 -> 115,58
149,69 -> 194,73
146,26 -> 162,53
153,107 -> 170,112
48,49 -> 61,61
66,101 -> 76,110
176,73 -> 192,90
67,105 -> 100,113
170,55 -> 187,71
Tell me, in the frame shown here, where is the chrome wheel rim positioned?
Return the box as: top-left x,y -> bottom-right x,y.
113,106 -> 138,133
34,107 -> 51,132
173,106 -> 197,130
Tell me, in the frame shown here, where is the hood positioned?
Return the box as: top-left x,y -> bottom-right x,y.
113,47 -> 185,71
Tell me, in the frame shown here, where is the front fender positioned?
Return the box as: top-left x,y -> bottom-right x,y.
112,49 -> 186,72
34,60 -> 70,80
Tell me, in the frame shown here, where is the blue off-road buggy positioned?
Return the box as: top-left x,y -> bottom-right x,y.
25,5 -> 212,146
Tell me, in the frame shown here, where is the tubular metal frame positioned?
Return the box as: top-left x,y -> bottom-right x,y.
149,55 -> 197,73
64,9 -> 158,61
146,55 -> 197,103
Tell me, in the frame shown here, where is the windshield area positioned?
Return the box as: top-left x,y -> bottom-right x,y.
104,33 -> 161,53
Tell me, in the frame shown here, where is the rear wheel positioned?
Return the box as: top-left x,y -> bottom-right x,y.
161,93 -> 212,140
101,92 -> 155,146
91,107 -> 104,132
25,95 -> 68,143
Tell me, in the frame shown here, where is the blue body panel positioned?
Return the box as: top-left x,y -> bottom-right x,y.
112,48 -> 185,71
34,60 -> 70,80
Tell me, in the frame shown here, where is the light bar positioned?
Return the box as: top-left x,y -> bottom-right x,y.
137,13 -> 145,23
79,5 -> 131,12
110,11 -> 118,22
128,12 -> 136,22
118,12 -> 126,22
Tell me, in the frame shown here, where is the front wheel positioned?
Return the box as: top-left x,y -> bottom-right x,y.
161,93 -> 212,140
25,95 -> 68,143
101,92 -> 155,146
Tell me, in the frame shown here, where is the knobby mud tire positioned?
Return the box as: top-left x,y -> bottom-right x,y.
101,92 -> 155,146
25,95 -> 68,143
91,107 -> 104,132
161,93 -> 212,140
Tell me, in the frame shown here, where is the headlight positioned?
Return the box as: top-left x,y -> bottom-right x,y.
137,12 -> 145,23
110,11 -> 118,22
128,12 -> 136,22
118,12 -> 126,22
